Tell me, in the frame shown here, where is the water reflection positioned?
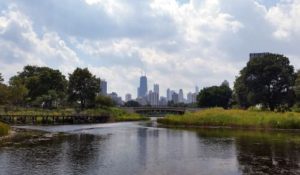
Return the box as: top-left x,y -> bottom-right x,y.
196,129 -> 300,175
0,123 -> 299,175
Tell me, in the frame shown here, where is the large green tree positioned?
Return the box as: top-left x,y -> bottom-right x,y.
13,65 -> 68,108
197,83 -> 232,109
68,68 -> 100,109
234,54 -> 295,111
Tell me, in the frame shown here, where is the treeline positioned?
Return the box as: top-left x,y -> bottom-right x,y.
197,54 -> 300,112
0,66 -> 112,110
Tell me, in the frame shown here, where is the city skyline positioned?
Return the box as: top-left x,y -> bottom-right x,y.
0,0 -> 300,99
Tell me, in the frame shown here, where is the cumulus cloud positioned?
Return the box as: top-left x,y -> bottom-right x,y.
0,0 -> 299,99
0,6 -> 81,80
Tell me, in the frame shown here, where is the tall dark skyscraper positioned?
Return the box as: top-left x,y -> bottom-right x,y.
138,75 -> 148,97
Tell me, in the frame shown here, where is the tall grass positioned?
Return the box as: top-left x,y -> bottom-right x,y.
158,108 -> 300,129
0,122 -> 9,136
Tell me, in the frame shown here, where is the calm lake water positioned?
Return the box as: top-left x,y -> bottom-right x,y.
0,120 -> 300,175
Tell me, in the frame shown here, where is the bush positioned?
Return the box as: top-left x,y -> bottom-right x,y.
95,95 -> 114,107
0,122 -> 9,136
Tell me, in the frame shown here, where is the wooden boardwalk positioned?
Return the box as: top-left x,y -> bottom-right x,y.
0,114 -> 110,125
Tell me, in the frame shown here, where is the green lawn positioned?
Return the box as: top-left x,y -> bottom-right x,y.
158,108 -> 300,129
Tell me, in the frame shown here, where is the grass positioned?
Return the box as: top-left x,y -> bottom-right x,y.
0,107 -> 148,123
0,122 -> 9,136
158,108 -> 300,130
82,107 -> 148,122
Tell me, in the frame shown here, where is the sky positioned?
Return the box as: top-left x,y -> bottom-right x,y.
0,0 -> 300,99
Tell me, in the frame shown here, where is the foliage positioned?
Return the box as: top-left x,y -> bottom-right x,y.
8,77 -> 28,105
124,100 -> 141,107
95,95 -> 114,107
0,83 -> 9,105
68,68 -> 100,109
197,83 -> 232,109
234,54 -> 296,111
295,70 -> 300,103
158,108 -> 300,129
0,122 -> 9,136
0,73 -> 3,82
12,65 -> 67,108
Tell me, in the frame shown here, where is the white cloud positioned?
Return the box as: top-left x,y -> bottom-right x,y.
266,0 -> 300,40
0,7 -> 81,80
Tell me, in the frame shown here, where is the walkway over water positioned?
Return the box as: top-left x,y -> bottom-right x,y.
122,107 -> 204,117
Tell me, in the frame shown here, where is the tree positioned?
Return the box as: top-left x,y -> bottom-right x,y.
13,65 -> 68,108
8,77 -> 28,106
0,74 -> 9,105
234,54 -> 296,111
124,100 -> 140,107
295,70 -> 300,104
0,73 -> 3,82
197,83 -> 232,109
95,95 -> 114,107
68,68 -> 100,109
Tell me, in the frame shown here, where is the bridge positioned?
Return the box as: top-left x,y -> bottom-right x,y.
122,107 -> 203,117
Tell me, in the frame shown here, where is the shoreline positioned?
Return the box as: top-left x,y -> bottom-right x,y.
0,127 -> 67,147
157,123 -> 300,132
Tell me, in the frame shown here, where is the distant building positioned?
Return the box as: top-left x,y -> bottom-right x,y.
108,92 -> 123,106
172,92 -> 179,104
100,80 -> 107,95
249,52 -> 271,60
187,92 -> 197,104
154,84 -> 159,97
221,80 -> 230,87
178,89 -> 184,103
137,76 -> 148,98
159,97 -> 168,106
195,86 -> 199,94
125,94 -> 132,102
167,88 -> 172,102
148,90 -> 159,106
136,96 -> 147,106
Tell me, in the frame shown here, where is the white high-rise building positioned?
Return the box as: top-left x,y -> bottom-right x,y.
167,88 -> 172,102
178,89 -> 184,103
148,90 -> 159,106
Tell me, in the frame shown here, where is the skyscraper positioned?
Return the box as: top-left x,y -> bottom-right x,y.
148,90 -> 159,106
100,80 -> 107,95
137,75 -> 148,98
195,86 -> 199,94
167,88 -> 172,102
154,84 -> 159,97
178,89 -> 184,103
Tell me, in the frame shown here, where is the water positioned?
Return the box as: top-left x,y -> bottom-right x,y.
0,120 -> 300,175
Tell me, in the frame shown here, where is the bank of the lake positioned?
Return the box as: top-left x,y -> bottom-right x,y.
158,108 -> 300,130
0,107 -> 148,124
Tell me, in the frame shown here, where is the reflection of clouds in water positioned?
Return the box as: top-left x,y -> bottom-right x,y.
1,123 -> 300,175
